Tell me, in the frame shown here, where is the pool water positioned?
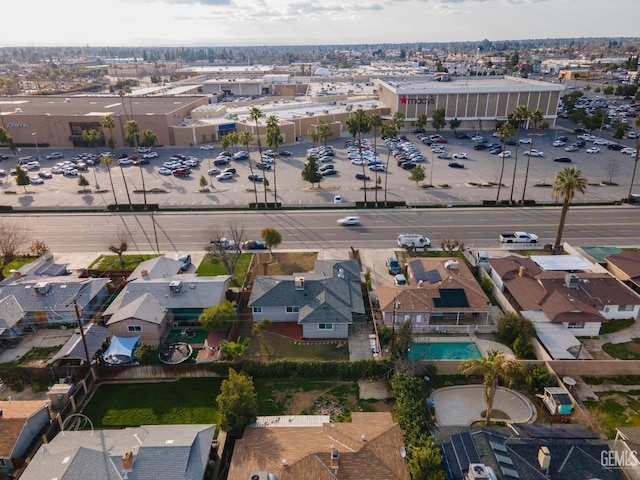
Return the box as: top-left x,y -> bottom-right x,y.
408,342 -> 482,360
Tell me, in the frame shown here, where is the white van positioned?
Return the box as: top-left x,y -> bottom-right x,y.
397,234 -> 431,249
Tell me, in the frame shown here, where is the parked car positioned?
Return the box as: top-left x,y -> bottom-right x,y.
248,174 -> 264,183
278,150 -> 293,156
355,173 -> 371,181
369,164 -> 385,171
524,149 -> 544,157
519,138 -> 532,144
222,167 -> 237,175
255,162 -> 272,170
172,168 -> 191,177
143,151 -> 159,159
136,146 -> 151,153
158,167 -> 172,175
46,152 -> 64,160
473,144 -> 489,151
30,176 -> 44,185
437,152 -> 452,159
400,162 -> 417,170
564,145 -> 579,152
337,216 -> 361,226
216,172 -> 234,181
321,168 -> 338,176
452,152 -> 468,159
232,151 -> 249,160
207,168 -> 221,176
333,195 -> 343,204
242,240 -> 267,250
586,147 -> 600,154
319,164 -> 334,171
394,274 -> 407,286
199,144 -> 215,150
213,157 -> 230,166
554,157 -> 572,163
448,162 -> 465,169
498,151 -> 512,158
607,144 -> 624,151
552,140 -> 566,147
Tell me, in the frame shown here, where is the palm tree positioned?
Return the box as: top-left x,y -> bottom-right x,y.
100,153 -> 119,209
380,123 -> 398,207
118,86 -> 132,121
249,107 -> 266,207
125,120 -> 146,208
552,166 -> 587,254
369,113 -> 383,155
628,117 -> 640,201
101,115 -> 116,152
521,109 -> 544,202
81,128 -> 103,190
509,105 -> 530,204
266,115 -> 283,207
459,350 -> 528,426
496,122 -> 515,204
238,131 -> 258,205
346,108 -> 371,204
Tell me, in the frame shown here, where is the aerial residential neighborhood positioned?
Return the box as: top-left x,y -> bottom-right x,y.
0,31 -> 640,480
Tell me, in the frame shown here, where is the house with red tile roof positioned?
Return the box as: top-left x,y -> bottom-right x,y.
606,251 -> 640,294
376,257 -> 490,330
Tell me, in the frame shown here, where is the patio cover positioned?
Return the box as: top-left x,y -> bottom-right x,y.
51,324 -> 110,363
522,310 -> 581,360
103,335 -> 140,364
531,255 -> 592,272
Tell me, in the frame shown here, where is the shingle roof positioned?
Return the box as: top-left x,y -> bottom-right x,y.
0,295 -> 25,332
248,259 -> 364,324
0,400 -> 50,458
18,424 -> 216,480
50,323 -> 111,362
128,256 -> 185,282
227,412 -> 410,480
607,251 -> 640,280
106,292 -> 167,325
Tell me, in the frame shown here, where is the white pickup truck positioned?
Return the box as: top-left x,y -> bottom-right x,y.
499,231 -> 538,244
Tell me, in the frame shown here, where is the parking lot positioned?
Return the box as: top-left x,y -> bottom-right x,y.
1,128 -> 637,209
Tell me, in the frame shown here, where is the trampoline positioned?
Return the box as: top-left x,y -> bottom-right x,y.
159,342 -> 193,364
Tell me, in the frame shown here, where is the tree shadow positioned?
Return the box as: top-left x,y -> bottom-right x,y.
82,194 -> 95,205
18,194 -> 34,206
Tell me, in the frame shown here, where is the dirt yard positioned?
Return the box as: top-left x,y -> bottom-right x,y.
245,252 -> 318,290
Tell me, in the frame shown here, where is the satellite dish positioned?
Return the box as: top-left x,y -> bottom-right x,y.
399,447 -> 406,458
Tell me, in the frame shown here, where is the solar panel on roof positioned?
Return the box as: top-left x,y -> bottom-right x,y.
425,269 -> 442,283
34,262 -> 68,276
451,434 -> 470,472
410,260 -> 427,282
515,424 -> 597,439
441,443 -> 463,479
495,454 -> 514,465
434,288 -> 469,308
460,432 -> 481,464
490,441 -> 508,453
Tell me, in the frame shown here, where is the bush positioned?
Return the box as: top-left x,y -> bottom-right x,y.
134,343 -> 158,363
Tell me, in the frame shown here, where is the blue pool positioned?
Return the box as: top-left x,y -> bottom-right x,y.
408,342 -> 482,360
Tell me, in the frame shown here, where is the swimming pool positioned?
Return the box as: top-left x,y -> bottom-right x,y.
408,342 -> 482,360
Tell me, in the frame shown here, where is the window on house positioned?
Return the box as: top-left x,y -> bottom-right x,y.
127,325 -> 142,332
286,306 -> 300,313
0,459 -> 6,468
596,305 -> 604,311
567,322 -> 585,329
318,323 -> 333,330
252,307 -> 262,313
618,305 -> 633,312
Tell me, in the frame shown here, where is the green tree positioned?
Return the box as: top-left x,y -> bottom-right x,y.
134,343 -> 157,363
265,115 -> 283,207
448,117 -> 461,135
496,312 -> 536,345
101,115 -> 117,153
15,166 -> 30,194
100,153 -> 119,209
509,105 -> 530,204
199,175 -> 208,190
0,127 -> 13,147
316,120 -> 332,146
220,337 -> 250,361
216,368 -> 257,437
346,108 -> 371,203
117,85 -> 132,120
124,119 -> 140,148
380,123 -> 398,206
107,230 -> 129,267
413,114 -> 428,132
431,107 -> 446,132
521,109 -> 544,202
407,440 -> 446,480
249,106 -> 264,159
77,174 -> 89,189
301,156 -> 322,188
81,128 -> 103,154
552,166 -> 588,254
460,350 -> 528,425
495,122 -> 515,203
141,129 -> 157,147
198,300 -> 237,331
409,164 -> 426,187
392,111 -> 405,132
261,227 -> 282,260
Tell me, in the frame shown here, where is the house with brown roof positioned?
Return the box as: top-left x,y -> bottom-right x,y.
375,257 -> 490,330
226,412 -> 411,480
490,255 -> 640,337
0,400 -> 51,478
606,251 -> 640,294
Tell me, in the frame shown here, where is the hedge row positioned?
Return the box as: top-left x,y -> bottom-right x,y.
209,359 -> 394,379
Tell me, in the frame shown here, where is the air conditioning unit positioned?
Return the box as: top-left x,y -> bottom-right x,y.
564,273 -> 579,289
169,281 -> 183,293
34,282 -> 52,295
444,260 -> 459,270
468,463 -> 489,480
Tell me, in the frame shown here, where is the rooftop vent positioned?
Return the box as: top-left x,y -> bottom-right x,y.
122,451 -> 134,471
444,260 -> 459,270
538,446 -> 551,469
169,281 -> 183,293
565,273 -> 579,289
34,282 -> 52,295
294,277 -> 305,290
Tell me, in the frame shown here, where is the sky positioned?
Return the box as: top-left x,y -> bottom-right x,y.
4,0 -> 639,48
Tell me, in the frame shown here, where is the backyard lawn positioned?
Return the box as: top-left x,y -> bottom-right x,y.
245,332 -> 349,361
602,338 -> 640,360
584,391 -> 640,438
82,378 -> 222,427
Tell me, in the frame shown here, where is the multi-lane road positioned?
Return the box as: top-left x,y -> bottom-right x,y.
10,206 -> 639,254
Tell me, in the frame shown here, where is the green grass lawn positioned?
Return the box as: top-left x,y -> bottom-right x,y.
82,378 -> 222,427
89,254 -> 159,270
245,332 -> 349,361
602,338 -> 640,360
584,392 -> 640,438
599,318 -> 635,335
2,256 -> 37,278
197,253 -> 252,287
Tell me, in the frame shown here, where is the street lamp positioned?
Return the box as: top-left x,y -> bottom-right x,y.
32,132 -> 40,160
208,157 -> 213,187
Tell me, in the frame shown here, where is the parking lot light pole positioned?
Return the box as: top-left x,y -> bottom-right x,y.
32,132 -> 40,160
208,157 -> 213,187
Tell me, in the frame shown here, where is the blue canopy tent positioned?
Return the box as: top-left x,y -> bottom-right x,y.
103,335 -> 140,365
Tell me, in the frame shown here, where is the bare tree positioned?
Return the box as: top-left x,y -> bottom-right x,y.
604,158 -> 619,184
440,236 -> 466,254
204,222 -> 246,277
0,220 -> 29,266
108,230 -> 130,268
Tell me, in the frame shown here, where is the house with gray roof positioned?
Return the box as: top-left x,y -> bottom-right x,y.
127,255 -> 188,282
18,424 -> 216,480
50,323 -> 111,365
247,259 -> 364,339
102,274 -> 230,344
0,278 -> 110,338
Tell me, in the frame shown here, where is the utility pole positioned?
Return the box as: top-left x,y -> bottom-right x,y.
72,298 -> 91,365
